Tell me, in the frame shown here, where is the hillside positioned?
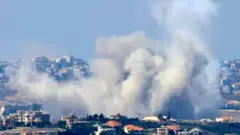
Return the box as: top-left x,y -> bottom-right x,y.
0,56 -> 91,83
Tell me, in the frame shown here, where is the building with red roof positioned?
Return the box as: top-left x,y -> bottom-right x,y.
167,125 -> 181,131
124,124 -> 144,134
105,120 -> 121,128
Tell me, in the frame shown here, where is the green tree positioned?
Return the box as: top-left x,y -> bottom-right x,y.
57,120 -> 67,129
93,114 -> 98,120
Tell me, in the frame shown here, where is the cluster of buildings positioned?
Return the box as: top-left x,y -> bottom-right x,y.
3,110 -> 50,127
58,113 -> 208,135
220,60 -> 240,94
94,121 -> 206,135
0,55 -> 92,83
32,56 -> 92,81
32,56 -> 92,80
0,104 -> 238,135
219,60 -> 240,111
0,109 -> 58,135
59,112 -> 240,135
0,58 -> 240,134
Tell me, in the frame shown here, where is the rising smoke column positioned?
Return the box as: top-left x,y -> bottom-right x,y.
8,0 -> 222,119
149,0 -> 221,119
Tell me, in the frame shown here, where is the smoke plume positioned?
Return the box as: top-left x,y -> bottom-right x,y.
8,0 -> 222,119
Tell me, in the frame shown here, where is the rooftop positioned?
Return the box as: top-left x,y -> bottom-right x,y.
167,125 -> 181,131
105,120 -> 121,127
124,124 -> 144,131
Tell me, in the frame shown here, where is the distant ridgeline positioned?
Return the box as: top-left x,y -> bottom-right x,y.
0,56 -> 92,83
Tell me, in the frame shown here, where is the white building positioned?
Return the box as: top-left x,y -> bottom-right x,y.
142,116 -> 160,122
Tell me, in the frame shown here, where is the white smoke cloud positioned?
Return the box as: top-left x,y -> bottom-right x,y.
8,0 -> 222,119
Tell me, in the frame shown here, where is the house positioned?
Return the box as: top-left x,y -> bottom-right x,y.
233,90 -> 240,95
167,125 -> 181,131
105,120 -> 121,128
156,126 -> 168,135
2,115 -> 16,127
166,125 -> 182,135
143,128 -> 168,135
225,100 -> 239,108
32,111 -> 50,124
124,124 -> 144,134
16,110 -> 50,124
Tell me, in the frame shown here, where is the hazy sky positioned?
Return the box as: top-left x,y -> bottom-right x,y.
0,0 -> 239,60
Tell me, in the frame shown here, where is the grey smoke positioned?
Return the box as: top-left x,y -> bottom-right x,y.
8,0 -> 222,119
